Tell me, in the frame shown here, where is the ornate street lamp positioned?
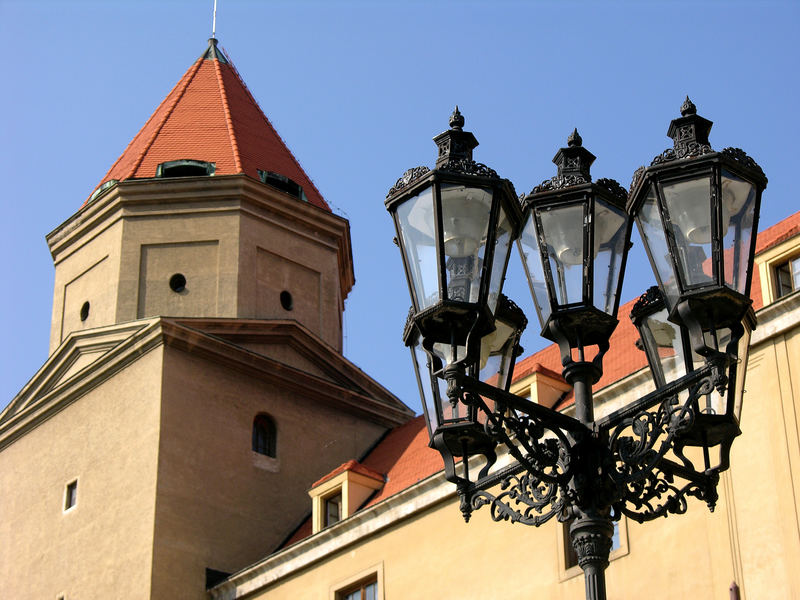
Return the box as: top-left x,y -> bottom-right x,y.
385,102 -> 766,600
628,97 -> 767,353
387,108 -> 522,458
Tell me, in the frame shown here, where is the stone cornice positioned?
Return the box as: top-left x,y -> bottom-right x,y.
751,291 -> 800,347
175,318 -> 405,408
0,318 -> 412,451
46,175 -> 355,301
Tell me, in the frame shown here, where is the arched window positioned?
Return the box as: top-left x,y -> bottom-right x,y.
252,414 -> 276,457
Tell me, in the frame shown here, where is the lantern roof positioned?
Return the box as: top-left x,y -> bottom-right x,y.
386,108 -> 509,201
527,130 -> 627,207
629,97 -> 767,202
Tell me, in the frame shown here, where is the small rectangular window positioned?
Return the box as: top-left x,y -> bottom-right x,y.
325,493 -> 342,527
64,480 -> 78,511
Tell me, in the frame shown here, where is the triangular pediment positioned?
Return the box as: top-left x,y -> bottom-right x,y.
1,317 -> 412,450
0,320 -> 160,426
166,318 -> 411,417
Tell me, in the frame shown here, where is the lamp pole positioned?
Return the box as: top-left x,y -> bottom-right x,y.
388,100 -> 766,600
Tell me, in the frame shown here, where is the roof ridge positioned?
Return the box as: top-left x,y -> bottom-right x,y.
213,59 -> 243,173
128,57 -> 205,176
223,56 -> 327,207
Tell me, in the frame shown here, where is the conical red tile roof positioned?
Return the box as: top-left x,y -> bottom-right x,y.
88,39 -> 328,211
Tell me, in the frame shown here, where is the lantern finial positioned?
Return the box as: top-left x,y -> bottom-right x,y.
568,128 -> 583,147
680,96 -> 697,116
552,129 -> 595,183
450,106 -> 465,131
433,106 -> 479,167
667,96 -> 713,152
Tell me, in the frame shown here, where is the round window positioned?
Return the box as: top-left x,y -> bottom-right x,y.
169,273 -> 187,293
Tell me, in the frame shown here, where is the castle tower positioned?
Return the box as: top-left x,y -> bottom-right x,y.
0,39 -> 412,599
48,38 -> 351,354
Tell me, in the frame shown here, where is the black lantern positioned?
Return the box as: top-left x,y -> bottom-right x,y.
404,295 -> 527,460
628,98 -> 767,351
518,130 -> 632,359
387,108 -> 523,371
630,285 -> 755,456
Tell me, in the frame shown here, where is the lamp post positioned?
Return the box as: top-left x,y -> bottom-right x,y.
385,102 -> 766,600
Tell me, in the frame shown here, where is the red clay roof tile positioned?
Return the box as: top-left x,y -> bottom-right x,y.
87,40 -> 328,211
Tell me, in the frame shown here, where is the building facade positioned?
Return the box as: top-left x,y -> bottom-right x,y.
1,37 -> 798,600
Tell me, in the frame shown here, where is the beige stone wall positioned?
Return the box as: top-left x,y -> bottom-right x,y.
149,344 -> 388,599
237,489 -> 743,599
238,206 -> 346,351
727,323 -> 800,598
0,346 -> 164,599
49,217 -> 124,352
48,176 -> 351,357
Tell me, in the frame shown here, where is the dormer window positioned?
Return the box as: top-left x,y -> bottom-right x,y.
754,231 -> 800,305
258,170 -> 308,202
156,160 -> 216,178
308,460 -> 384,533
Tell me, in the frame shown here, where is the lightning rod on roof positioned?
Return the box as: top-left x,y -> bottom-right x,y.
212,0 -> 218,39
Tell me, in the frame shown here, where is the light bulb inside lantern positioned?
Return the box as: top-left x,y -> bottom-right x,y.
662,177 -> 713,244
441,185 -> 493,258
539,203 -> 585,266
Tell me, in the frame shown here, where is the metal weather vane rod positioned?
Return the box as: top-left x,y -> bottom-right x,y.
212,0 -> 218,39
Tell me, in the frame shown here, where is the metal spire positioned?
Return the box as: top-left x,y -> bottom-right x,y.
212,0 -> 218,39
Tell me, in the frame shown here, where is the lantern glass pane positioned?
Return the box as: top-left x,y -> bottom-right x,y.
640,306 -> 688,389
478,319 -> 516,390
539,202 -> 585,306
518,218 -> 552,327
729,321 -> 752,423
699,321 -> 750,421
396,187 -> 439,310
660,176 -> 715,288
637,185 -> 680,309
410,339 -> 441,436
487,204 -> 513,314
678,325 -> 737,419
592,200 -> 628,315
720,170 -> 757,294
440,184 -> 493,304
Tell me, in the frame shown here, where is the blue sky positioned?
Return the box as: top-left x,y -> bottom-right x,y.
1,0 -> 797,414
